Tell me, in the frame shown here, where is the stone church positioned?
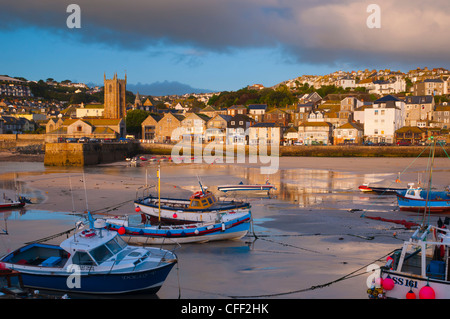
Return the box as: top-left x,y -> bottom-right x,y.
104,72 -> 127,119
45,72 -> 127,140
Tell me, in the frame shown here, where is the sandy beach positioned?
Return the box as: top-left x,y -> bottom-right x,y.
0,155 -> 446,300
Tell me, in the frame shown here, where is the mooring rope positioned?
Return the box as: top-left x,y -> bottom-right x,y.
226,249 -> 397,299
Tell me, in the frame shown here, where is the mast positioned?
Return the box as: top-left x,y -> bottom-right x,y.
158,164 -> 161,222
422,137 -> 436,226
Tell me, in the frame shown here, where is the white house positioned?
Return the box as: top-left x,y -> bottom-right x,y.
336,76 -> 355,89
248,122 -> 282,145
369,78 -> 406,95
247,104 -> 267,122
363,95 -> 405,144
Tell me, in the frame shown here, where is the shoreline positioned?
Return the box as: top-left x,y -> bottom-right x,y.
0,150 -> 44,162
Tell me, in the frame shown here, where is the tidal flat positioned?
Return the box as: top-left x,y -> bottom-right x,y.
0,156 -> 445,299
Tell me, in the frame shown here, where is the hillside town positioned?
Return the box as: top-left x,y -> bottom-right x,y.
1,67 -> 450,147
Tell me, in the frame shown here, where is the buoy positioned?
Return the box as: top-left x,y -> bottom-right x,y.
118,227 -> 126,235
406,290 -> 416,299
194,229 -> 199,235
135,206 -> 141,212
173,213 -> 178,218
419,284 -> 435,299
382,276 -> 395,291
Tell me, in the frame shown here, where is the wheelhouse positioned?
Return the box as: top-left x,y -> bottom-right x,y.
188,191 -> 217,209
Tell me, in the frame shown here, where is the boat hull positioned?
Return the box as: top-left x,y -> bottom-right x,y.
380,269 -> 450,299
135,196 -> 251,225
106,212 -> 251,245
0,202 -> 25,209
7,263 -> 176,295
218,185 -> 275,193
396,191 -> 450,212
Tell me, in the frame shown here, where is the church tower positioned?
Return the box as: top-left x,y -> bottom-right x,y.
104,72 -> 127,119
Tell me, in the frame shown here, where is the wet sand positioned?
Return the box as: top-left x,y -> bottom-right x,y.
0,156 -> 446,300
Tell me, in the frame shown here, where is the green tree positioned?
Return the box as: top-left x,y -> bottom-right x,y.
126,109 -> 149,138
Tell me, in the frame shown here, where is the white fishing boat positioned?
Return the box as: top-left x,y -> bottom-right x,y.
217,180 -> 276,194
367,138 -> 450,299
134,166 -> 251,225
371,221 -> 450,299
0,214 -> 177,295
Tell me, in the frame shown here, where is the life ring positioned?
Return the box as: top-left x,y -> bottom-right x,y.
190,191 -> 204,199
80,229 -> 96,238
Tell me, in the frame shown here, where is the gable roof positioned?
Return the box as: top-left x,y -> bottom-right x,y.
404,95 -> 434,104
337,122 -> 364,130
247,104 -> 267,110
374,94 -> 402,103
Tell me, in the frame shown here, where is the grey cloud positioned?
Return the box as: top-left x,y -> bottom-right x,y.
1,0 -> 450,69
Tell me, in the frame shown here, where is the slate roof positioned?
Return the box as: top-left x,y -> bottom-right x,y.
404,96 -> 434,104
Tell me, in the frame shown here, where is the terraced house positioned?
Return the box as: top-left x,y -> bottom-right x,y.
364,95 -> 405,144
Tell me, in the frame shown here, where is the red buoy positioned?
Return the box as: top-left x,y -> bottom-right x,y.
382,277 -> 395,291
419,285 -> 435,299
406,290 -> 416,299
118,226 -> 126,235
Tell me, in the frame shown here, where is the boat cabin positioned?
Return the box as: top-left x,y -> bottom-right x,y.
389,225 -> 450,281
188,191 -> 217,209
404,187 -> 424,199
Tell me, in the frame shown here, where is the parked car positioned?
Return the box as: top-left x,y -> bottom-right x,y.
364,141 -> 374,146
89,138 -> 99,143
65,138 -> 77,143
78,137 -> 90,143
396,141 -> 411,146
293,141 -> 303,146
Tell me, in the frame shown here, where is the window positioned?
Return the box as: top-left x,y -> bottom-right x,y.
72,251 -> 96,266
90,244 -> 114,264
106,238 -> 125,254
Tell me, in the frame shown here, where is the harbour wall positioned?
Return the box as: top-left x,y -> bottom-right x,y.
0,134 -> 45,149
44,142 -> 138,166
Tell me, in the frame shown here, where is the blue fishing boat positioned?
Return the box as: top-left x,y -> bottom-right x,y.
396,185 -> 450,213
105,211 -> 252,245
0,215 -> 177,295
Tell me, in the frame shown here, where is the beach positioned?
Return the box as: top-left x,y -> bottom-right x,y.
0,155 -> 445,299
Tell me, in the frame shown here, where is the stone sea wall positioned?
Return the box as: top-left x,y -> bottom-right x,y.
44,142 -> 138,166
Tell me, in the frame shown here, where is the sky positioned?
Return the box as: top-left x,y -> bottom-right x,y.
1,0 -> 450,95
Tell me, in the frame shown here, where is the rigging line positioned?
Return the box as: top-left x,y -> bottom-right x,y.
257,236 -> 330,255
24,227 -> 76,245
227,249 -> 397,299
89,199 -> 134,214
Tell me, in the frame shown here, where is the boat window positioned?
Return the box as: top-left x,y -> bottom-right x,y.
201,199 -> 208,206
105,238 -> 124,254
191,200 -> 200,207
72,251 -> 97,266
90,244 -> 114,264
114,236 -> 128,250
207,197 -> 213,204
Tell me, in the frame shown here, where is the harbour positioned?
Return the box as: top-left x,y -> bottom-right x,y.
0,156 -> 446,299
